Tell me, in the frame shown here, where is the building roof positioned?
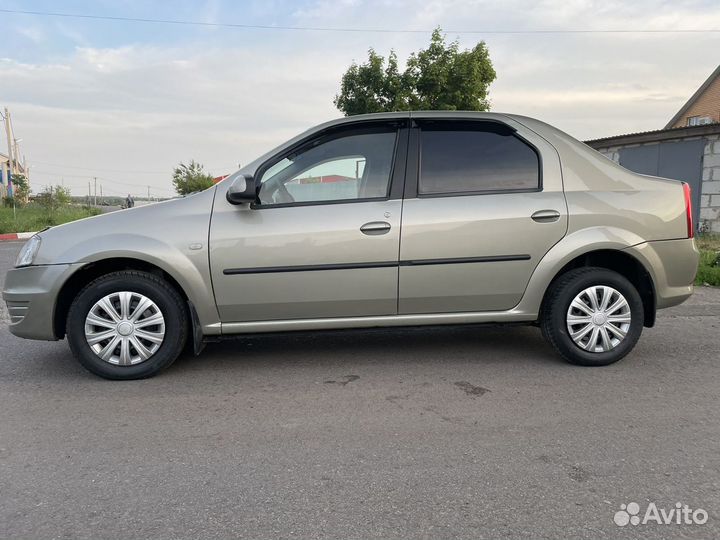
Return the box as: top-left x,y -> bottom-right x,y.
664,64 -> 720,129
585,122 -> 720,148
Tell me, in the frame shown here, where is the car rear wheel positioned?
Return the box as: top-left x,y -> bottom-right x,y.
67,271 -> 187,379
540,267 -> 644,366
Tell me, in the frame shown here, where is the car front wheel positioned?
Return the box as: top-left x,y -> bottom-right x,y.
540,267 -> 644,366
66,271 -> 187,379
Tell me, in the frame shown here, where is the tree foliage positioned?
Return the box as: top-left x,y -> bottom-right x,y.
36,184 -> 72,212
172,160 -> 215,196
334,28 -> 496,115
10,173 -> 30,203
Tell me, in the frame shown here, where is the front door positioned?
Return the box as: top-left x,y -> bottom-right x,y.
210,124 -> 407,322
399,119 -> 567,314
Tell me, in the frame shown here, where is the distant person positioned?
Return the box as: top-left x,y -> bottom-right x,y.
126,194 -> 135,208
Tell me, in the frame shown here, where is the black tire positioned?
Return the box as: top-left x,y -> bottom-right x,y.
67,271 -> 188,380
540,267 -> 644,366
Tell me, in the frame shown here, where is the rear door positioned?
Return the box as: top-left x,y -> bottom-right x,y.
398,118 -> 567,313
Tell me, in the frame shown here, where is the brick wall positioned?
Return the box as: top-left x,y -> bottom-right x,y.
701,135 -> 720,232
670,76 -> 720,128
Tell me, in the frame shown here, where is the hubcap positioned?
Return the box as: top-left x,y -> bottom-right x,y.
566,285 -> 631,353
84,291 -> 165,366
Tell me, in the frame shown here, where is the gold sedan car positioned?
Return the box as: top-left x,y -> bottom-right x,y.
3,112 -> 699,379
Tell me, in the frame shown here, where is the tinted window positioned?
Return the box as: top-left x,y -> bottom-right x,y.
419,128 -> 539,195
258,130 -> 396,205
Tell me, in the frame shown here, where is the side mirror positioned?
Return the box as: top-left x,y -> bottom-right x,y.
226,174 -> 257,205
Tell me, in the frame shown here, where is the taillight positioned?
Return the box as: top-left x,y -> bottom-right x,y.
682,182 -> 694,238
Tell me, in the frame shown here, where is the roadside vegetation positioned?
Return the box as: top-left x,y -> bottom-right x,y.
1,183 -> 101,234
172,160 -> 215,195
696,234 -> 720,287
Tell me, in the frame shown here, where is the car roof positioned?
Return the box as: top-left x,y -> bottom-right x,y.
319,110 -> 515,126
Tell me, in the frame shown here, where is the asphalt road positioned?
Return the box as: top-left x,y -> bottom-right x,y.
1,240 -> 719,539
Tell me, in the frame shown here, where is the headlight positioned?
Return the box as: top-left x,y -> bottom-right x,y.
15,235 -> 42,267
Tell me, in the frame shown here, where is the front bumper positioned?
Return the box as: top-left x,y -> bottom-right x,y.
2,263 -> 82,340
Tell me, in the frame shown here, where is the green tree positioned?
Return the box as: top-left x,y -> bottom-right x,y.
172,160 -> 215,196
55,185 -> 72,206
334,28 -> 496,115
10,173 -> 30,204
334,49 -> 411,115
36,185 -> 71,213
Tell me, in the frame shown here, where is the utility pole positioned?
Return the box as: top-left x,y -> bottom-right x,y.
87,181 -> 91,207
3,107 -> 14,176
100,185 -> 103,205
94,177 -> 97,206
13,138 -> 22,172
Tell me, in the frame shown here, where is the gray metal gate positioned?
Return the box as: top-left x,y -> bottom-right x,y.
619,140 -> 704,228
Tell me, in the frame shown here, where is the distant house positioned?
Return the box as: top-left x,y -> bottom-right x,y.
294,175 -> 355,184
1,151 -> 27,179
586,64 -> 720,234
0,151 -> 28,198
665,65 -> 720,129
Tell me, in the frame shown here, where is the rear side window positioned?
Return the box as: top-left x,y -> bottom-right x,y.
419,127 -> 540,195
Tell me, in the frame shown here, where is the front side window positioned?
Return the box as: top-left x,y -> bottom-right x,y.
419,126 -> 540,195
258,129 -> 396,205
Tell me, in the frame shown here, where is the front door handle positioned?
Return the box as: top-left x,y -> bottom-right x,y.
360,221 -> 391,235
531,210 -> 561,223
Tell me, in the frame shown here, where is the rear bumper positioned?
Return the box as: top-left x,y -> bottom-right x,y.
2,263 -> 81,340
624,238 -> 700,309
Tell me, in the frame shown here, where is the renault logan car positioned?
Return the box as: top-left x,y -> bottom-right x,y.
3,112 -> 699,379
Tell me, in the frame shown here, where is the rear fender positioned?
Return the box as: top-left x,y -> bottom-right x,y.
514,227 -> 647,316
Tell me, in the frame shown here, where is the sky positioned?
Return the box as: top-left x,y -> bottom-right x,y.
1,0 -> 719,197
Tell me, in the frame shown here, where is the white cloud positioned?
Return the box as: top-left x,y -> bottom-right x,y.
2,43 -> 346,195
16,26 -> 46,44
54,21 -> 90,47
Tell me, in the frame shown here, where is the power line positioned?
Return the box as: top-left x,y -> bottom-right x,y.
36,181 -> 170,198
30,169 -> 175,192
32,167 -> 120,179
31,159 -> 235,174
30,159 -> 170,174
1,8 -> 719,34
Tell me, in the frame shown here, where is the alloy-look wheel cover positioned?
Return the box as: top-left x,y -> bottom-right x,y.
566,285 -> 631,353
84,291 -> 166,366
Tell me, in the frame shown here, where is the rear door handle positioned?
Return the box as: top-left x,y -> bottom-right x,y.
360,221 -> 391,235
531,210 -> 561,223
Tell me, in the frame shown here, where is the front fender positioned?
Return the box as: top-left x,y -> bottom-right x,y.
65,236 -> 220,334
31,189 -> 221,333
